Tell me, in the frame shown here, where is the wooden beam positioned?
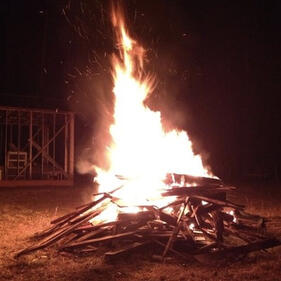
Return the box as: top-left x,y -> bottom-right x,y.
69,113 -> 74,180
29,111 -> 32,178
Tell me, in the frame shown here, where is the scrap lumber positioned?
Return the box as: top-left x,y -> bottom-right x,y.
15,174 -> 281,263
194,238 -> 281,264
105,241 -> 149,259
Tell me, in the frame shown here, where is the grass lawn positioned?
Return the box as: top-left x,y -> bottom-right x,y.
0,181 -> 281,281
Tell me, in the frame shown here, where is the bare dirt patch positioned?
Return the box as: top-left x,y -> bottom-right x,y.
1,182 -> 281,281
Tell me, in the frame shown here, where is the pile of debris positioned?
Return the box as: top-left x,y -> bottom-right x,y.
16,174 -> 281,263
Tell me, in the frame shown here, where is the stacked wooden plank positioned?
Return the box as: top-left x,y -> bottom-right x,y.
16,174 -> 281,262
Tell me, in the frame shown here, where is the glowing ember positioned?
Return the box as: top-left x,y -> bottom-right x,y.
229,210 -> 237,223
94,6 -> 214,222
189,223 -> 195,230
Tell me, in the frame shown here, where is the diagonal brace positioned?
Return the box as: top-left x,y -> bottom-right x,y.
31,140 -> 68,178
15,121 -> 69,179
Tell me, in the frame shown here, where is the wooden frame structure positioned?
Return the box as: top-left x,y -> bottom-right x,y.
0,106 -> 74,186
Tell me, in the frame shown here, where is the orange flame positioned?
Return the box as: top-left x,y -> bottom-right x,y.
94,7 -> 214,222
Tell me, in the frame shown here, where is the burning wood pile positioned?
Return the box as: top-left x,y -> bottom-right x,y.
16,5 -> 281,263
16,174 -> 280,262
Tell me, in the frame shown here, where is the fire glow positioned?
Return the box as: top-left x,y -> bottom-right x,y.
16,7 -> 281,261
94,7 -> 213,222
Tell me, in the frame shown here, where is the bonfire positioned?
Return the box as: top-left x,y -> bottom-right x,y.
16,4 -> 280,263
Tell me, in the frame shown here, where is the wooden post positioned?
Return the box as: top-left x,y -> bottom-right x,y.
4,110 -> 8,179
41,113 -> 44,178
46,123 -> 49,168
53,113 -> 56,177
17,110 -> 20,177
64,114 -> 68,175
29,111 -> 33,179
69,113 -> 74,182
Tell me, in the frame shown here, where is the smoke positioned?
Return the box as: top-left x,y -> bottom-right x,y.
62,1 -> 118,176
71,73 -> 115,176
76,148 -> 95,175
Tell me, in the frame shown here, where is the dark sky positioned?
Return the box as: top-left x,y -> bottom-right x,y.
0,0 -> 280,179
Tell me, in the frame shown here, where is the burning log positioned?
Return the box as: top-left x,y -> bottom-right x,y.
162,198 -> 188,259
15,174 -> 281,263
165,173 -> 223,186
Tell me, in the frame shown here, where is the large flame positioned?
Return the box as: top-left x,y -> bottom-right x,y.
94,7 -> 214,222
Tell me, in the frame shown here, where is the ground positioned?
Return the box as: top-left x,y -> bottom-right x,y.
0,181 -> 281,281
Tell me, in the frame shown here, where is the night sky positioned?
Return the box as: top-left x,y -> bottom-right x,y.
0,0 -> 280,180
